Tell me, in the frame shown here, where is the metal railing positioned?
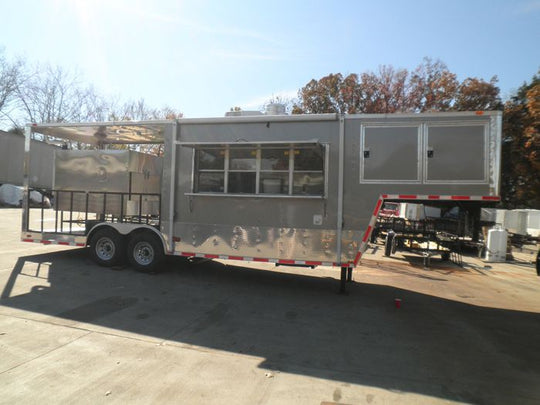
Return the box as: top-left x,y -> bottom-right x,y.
26,189 -> 161,235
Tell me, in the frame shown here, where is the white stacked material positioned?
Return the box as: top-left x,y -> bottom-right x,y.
398,203 -> 441,221
525,210 -> 540,237
495,209 -> 506,225
504,210 -> 529,236
481,208 -> 497,222
485,225 -> 508,262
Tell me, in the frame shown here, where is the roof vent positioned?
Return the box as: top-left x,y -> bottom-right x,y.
265,103 -> 286,116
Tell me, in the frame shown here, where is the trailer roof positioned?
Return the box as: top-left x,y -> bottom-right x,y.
27,114 -> 339,145
27,111 -> 501,146
29,120 -> 172,145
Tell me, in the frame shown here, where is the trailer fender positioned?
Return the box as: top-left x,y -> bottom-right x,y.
86,223 -> 167,252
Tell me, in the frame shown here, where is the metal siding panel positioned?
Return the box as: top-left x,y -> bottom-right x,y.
0,132 -> 57,188
426,124 -> 486,182
172,223 -> 352,262
54,150 -> 162,192
29,141 -> 54,188
54,150 -> 131,192
489,113 -> 503,195
362,125 -> 420,182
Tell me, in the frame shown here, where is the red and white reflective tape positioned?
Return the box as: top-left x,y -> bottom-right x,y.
177,251 -> 337,267
22,238 -> 85,247
352,195 -> 385,266
381,194 -> 500,201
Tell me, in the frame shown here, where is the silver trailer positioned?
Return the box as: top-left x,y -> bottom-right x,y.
20,112 -> 502,290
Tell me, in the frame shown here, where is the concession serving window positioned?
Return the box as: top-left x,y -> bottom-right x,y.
177,141 -> 327,197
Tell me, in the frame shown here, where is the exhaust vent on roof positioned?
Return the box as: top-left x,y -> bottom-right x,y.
265,103 -> 286,115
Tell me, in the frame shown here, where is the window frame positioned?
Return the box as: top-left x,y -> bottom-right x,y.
188,143 -> 328,198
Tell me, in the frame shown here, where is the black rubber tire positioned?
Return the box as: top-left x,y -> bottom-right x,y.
392,237 -> 399,254
89,228 -> 125,267
370,228 -> 379,243
536,249 -> 540,276
384,233 -> 395,257
441,251 -> 450,261
127,232 -> 164,273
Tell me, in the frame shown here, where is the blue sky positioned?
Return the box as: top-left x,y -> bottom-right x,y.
2,0 -> 539,118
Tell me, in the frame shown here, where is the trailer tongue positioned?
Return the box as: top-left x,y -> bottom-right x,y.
21,111 -> 502,292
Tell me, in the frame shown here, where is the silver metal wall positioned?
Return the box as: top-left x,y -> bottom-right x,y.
54,150 -> 162,192
54,150 -> 162,215
0,131 -> 57,188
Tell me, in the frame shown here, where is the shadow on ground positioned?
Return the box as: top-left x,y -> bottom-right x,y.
2,248 -> 540,404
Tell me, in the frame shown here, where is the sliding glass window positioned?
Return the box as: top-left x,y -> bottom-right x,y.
193,144 -> 325,197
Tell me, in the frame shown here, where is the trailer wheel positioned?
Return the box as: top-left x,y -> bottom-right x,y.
370,228 -> 379,243
89,228 -> 125,267
423,253 -> 431,268
392,237 -> 399,254
127,232 -> 164,273
384,232 -> 396,257
536,249 -> 540,276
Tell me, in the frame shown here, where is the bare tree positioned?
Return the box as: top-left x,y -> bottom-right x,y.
108,98 -> 182,121
14,63 -> 107,127
0,49 -> 25,128
1,47 -> 183,152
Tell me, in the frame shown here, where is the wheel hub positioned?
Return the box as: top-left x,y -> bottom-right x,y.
133,241 -> 154,266
96,237 -> 115,261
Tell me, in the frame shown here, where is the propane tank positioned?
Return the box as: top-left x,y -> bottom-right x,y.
485,225 -> 508,262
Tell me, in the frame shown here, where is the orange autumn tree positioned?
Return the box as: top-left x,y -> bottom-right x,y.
293,58 -> 501,114
502,72 -> 540,208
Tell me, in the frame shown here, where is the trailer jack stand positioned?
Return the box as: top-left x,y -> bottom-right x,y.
339,266 -> 353,294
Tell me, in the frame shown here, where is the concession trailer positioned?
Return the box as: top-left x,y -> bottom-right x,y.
20,111 -> 502,291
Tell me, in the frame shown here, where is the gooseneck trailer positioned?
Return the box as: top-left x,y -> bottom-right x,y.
20,111 -> 502,291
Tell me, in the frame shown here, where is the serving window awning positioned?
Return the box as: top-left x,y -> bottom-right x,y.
30,120 -> 172,145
